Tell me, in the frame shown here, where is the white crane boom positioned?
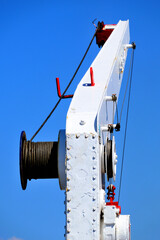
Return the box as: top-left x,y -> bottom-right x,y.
19,19 -> 134,240
65,20 -> 130,240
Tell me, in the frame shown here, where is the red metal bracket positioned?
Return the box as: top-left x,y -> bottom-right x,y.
106,201 -> 121,214
90,67 -> 95,86
56,78 -> 73,99
106,185 -> 121,214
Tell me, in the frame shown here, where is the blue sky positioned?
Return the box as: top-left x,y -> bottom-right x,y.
0,0 -> 160,239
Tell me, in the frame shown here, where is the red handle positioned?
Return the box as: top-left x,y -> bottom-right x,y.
90,67 -> 95,86
56,78 -> 73,99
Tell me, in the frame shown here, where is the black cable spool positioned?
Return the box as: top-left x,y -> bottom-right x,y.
20,131 -> 58,190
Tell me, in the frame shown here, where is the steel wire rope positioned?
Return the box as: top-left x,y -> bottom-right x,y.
119,45 -> 136,123
114,43 -> 136,128
30,29 -> 98,142
112,100 -> 119,125
115,101 -> 119,124
118,47 -> 135,203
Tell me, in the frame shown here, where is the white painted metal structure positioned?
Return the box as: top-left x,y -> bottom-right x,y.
62,20 -> 131,240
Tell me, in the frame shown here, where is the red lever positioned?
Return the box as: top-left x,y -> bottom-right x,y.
90,67 -> 95,86
56,78 -> 73,99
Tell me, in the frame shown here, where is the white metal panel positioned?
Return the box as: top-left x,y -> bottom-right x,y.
66,134 -> 101,239
103,206 -> 116,240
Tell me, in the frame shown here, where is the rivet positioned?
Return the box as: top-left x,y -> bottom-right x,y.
80,120 -> 86,125
92,166 -> 96,170
66,187 -> 70,192
93,208 -> 96,212
92,157 -> 95,160
76,134 -> 80,138
92,146 -> 95,149
92,188 -> 95,191
92,177 -> 96,180
85,134 -> 89,138
67,209 -> 71,213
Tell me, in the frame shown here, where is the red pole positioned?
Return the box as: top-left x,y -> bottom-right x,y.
90,67 -> 95,86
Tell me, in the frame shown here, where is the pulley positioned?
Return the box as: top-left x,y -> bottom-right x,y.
19,130 -> 66,190
101,136 -> 117,181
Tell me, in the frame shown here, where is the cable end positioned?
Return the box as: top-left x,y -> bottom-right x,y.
132,42 -> 136,49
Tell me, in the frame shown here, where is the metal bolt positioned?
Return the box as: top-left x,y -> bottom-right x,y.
112,94 -> 117,101
80,120 -> 85,125
66,187 -> 70,192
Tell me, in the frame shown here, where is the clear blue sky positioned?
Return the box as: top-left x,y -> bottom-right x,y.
0,0 -> 160,239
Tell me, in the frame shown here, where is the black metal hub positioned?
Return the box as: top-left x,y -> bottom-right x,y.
107,140 -> 113,181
